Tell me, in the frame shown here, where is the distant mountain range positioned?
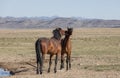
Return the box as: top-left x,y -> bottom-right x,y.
0,16 -> 120,29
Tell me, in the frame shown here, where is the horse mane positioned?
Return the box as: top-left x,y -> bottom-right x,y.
52,28 -> 62,40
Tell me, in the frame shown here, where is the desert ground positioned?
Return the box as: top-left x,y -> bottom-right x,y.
0,28 -> 120,78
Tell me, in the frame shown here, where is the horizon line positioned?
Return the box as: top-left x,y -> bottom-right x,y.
0,16 -> 120,20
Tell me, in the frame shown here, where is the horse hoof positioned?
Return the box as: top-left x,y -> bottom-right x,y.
48,69 -> 50,73
60,67 -> 62,70
60,67 -> 63,70
54,71 -> 57,73
36,71 -> 39,74
60,66 -> 64,70
66,69 -> 69,71
54,69 -> 57,73
40,72 -> 42,74
48,71 -> 50,73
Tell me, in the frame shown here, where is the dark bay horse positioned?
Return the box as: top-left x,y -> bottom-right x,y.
60,28 -> 73,70
35,28 -> 66,74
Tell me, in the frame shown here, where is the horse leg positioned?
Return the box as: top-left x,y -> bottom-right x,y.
60,53 -> 64,70
54,54 -> 58,73
40,54 -> 45,74
48,54 -> 53,73
69,55 -> 71,69
66,54 -> 69,71
39,59 -> 42,74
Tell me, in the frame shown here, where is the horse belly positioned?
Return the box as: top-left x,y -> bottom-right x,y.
48,45 -> 61,54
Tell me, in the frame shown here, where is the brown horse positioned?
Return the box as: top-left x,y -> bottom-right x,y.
35,28 -> 66,74
60,28 -> 73,70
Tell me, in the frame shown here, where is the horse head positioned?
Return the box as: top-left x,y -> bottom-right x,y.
52,28 -> 66,40
66,27 -> 73,36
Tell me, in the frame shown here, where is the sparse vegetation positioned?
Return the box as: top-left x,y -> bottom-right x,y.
0,28 -> 120,78
81,65 -> 120,71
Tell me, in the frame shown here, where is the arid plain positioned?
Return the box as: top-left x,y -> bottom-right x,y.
0,28 -> 120,78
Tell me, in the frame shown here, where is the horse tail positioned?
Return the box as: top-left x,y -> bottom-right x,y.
35,39 -> 42,66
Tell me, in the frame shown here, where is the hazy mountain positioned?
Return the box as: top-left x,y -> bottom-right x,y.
0,17 -> 120,29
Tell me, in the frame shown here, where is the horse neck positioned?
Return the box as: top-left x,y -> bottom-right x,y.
62,35 -> 71,48
51,37 -> 61,43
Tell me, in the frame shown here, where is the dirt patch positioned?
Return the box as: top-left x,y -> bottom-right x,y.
0,62 -> 35,75
0,57 -> 120,78
0,58 -> 73,75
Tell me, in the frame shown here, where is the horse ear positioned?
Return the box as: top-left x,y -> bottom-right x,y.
67,27 -> 70,30
56,27 -> 62,31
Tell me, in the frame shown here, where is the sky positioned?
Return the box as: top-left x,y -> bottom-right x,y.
0,0 -> 120,20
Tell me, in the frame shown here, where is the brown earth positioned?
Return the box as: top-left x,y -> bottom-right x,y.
0,55 -> 120,78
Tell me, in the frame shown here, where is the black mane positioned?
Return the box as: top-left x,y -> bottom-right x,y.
52,28 -> 62,40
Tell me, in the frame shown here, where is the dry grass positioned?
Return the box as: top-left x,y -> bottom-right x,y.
0,28 -> 120,56
0,28 -> 120,78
